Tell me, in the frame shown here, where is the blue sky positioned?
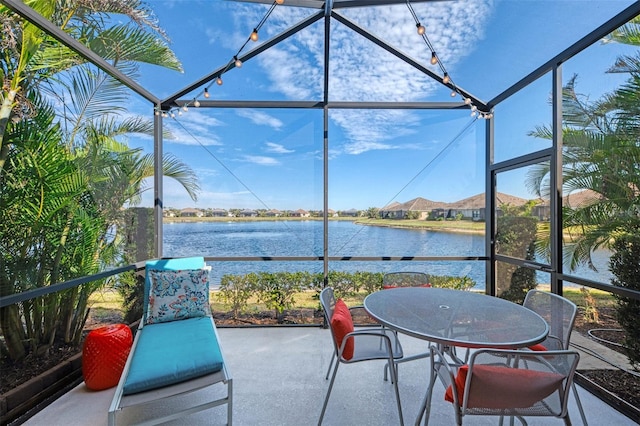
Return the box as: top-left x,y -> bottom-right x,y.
126,0 -> 636,211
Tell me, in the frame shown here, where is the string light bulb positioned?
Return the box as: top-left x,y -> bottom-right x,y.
430,52 -> 438,65
234,56 -> 242,68
182,105 -> 188,112
450,90 -> 457,97
276,0 -> 284,4
250,29 -> 259,42
194,99 -> 200,107
204,87 -> 210,98
216,76 -> 223,85
442,73 -> 450,84
154,110 -> 159,116
416,23 -> 425,35
464,97 -> 472,105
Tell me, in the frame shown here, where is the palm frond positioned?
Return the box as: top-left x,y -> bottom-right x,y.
89,25 -> 182,71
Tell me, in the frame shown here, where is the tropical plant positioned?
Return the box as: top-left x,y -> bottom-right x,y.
366,206 -> 380,218
495,215 -> 538,304
256,272 -> 303,323
0,92 -> 104,360
218,273 -> 256,319
525,17 -> 640,367
526,17 -> 640,271
0,0 -> 197,362
0,0 -> 181,173
609,232 -> 640,370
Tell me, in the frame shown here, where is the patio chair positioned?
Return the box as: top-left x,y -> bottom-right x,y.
318,287 -> 405,425
523,289 -> 588,425
382,271 -> 431,289
425,345 -> 580,426
108,257 -> 232,426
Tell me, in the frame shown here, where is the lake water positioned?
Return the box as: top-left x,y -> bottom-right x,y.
163,220 -> 613,289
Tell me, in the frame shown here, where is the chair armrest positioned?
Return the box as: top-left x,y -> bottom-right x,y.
431,345 -> 459,403
348,305 -> 379,326
337,329 -> 396,359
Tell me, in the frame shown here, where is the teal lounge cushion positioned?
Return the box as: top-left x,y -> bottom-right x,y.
123,317 -> 224,395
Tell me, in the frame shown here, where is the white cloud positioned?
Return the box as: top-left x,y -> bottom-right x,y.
265,142 -> 294,154
163,110 -> 225,146
232,2 -> 492,154
236,110 -> 284,129
241,155 -> 281,166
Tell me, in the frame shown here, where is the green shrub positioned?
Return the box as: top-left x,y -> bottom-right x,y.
430,275 -> 474,291
218,273 -> 256,319
495,216 -> 538,304
116,271 -> 145,324
256,272 -> 303,322
609,233 -> 640,370
326,271 -> 356,297
215,271 -> 478,319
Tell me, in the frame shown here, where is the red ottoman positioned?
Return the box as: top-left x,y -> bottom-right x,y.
82,324 -> 133,391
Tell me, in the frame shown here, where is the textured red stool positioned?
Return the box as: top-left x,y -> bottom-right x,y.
82,324 -> 133,391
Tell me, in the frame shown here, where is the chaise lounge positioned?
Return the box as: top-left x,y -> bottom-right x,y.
108,257 -> 232,425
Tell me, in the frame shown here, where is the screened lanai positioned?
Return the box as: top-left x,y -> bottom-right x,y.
2,0 -> 640,424
4,0 -> 639,288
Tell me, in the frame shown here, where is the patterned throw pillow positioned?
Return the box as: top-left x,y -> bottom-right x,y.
146,268 -> 210,324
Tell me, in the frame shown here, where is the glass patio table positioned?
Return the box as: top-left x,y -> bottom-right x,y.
363,287 -> 549,349
363,287 -> 549,426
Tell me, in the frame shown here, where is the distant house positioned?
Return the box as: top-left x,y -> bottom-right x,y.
380,193 -> 532,221
379,197 -> 439,219
563,189 -> 602,208
532,189 -> 602,221
239,209 -> 257,217
180,208 -> 203,217
210,208 -> 228,217
447,192 -> 531,221
265,209 -> 281,217
290,209 -> 309,218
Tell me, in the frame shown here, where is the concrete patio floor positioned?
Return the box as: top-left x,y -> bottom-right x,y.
26,326 -> 636,426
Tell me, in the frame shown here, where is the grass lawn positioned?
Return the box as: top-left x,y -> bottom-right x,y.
356,218 -> 485,233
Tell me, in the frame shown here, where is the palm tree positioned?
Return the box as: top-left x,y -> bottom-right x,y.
0,0 -> 197,360
526,17 -> 640,271
0,0 -> 181,173
0,91 -> 100,360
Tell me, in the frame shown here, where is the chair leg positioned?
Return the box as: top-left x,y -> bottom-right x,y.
387,352 -> 404,426
324,354 -> 335,380
227,378 -> 233,426
318,359 -> 341,425
383,360 -> 399,383
415,363 -> 438,426
572,382 -> 588,425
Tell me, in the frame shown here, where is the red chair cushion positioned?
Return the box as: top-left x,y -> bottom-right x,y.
528,343 -> 548,351
445,365 -> 469,404
382,283 -> 431,290
331,299 -> 355,360
445,364 -> 565,409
